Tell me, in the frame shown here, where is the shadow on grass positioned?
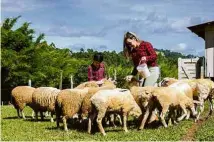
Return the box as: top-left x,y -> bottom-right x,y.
3,116 -> 20,119
3,116 -> 36,120
24,118 -> 52,122
145,120 -> 162,129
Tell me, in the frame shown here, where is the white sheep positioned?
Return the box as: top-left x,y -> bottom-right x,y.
89,89 -> 142,136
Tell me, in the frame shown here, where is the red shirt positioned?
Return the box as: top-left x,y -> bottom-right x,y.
131,41 -> 157,75
88,63 -> 105,81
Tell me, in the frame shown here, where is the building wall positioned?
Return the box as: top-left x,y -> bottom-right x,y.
205,25 -> 214,77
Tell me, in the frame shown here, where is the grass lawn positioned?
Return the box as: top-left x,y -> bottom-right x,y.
1,105 -> 213,141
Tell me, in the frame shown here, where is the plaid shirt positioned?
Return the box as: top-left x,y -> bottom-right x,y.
88,63 -> 105,81
131,41 -> 157,75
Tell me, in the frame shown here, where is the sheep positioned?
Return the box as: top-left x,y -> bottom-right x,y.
55,79 -> 117,131
81,79 -> 117,119
138,87 -> 197,129
32,87 -> 60,122
161,77 -> 214,120
55,88 -> 90,131
11,86 -> 36,119
80,79 -> 120,129
89,89 -> 142,136
129,86 -> 158,128
75,81 -> 99,89
126,77 -> 159,126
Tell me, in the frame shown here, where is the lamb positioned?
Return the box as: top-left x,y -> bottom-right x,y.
89,89 -> 142,136
138,87 -> 197,129
32,87 -> 60,122
11,86 -> 36,119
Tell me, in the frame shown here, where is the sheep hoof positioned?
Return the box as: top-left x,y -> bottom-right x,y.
124,129 -> 128,133
50,118 -> 54,122
102,133 -> 106,136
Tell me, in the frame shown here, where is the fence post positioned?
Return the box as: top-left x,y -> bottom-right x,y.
114,69 -> 117,81
59,70 -> 63,90
28,79 -> 32,87
178,58 -> 181,80
200,66 -> 204,79
70,75 -> 73,89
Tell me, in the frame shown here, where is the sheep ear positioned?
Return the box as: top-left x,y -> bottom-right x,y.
145,90 -> 151,94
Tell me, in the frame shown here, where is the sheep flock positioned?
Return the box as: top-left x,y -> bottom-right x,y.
10,77 -> 214,136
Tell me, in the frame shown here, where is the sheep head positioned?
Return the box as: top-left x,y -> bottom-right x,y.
160,77 -> 178,87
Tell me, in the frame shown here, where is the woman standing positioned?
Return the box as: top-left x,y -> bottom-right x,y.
123,32 -> 160,86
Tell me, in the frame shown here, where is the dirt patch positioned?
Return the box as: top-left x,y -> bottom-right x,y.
181,119 -> 205,141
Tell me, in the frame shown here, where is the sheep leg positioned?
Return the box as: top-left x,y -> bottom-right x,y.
177,105 -> 188,122
21,110 -> 26,119
168,108 -> 173,126
50,112 -> 54,122
31,111 -> 35,119
122,113 -> 128,132
62,116 -> 68,131
88,113 -> 96,134
160,106 -> 168,128
148,109 -> 158,123
40,111 -> 44,121
96,111 -> 106,136
35,111 -> 39,121
172,109 -> 178,125
196,100 -> 204,121
185,110 -> 190,120
208,96 -> 213,116
139,107 -> 150,130
110,114 -> 116,128
17,109 -> 21,118
116,114 -> 122,126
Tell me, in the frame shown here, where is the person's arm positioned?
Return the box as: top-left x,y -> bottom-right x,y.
88,66 -> 93,81
139,42 -> 157,62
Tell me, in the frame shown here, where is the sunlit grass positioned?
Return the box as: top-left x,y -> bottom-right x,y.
1,104 -> 213,141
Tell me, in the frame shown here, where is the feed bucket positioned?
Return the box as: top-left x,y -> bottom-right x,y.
137,63 -> 150,78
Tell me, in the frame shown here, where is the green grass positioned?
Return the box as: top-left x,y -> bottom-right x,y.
0,105 -> 213,141
195,115 -> 214,141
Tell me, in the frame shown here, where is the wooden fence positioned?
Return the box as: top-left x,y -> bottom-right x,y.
178,57 -> 200,80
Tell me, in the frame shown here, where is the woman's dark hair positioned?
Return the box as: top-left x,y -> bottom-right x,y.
93,52 -> 103,62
